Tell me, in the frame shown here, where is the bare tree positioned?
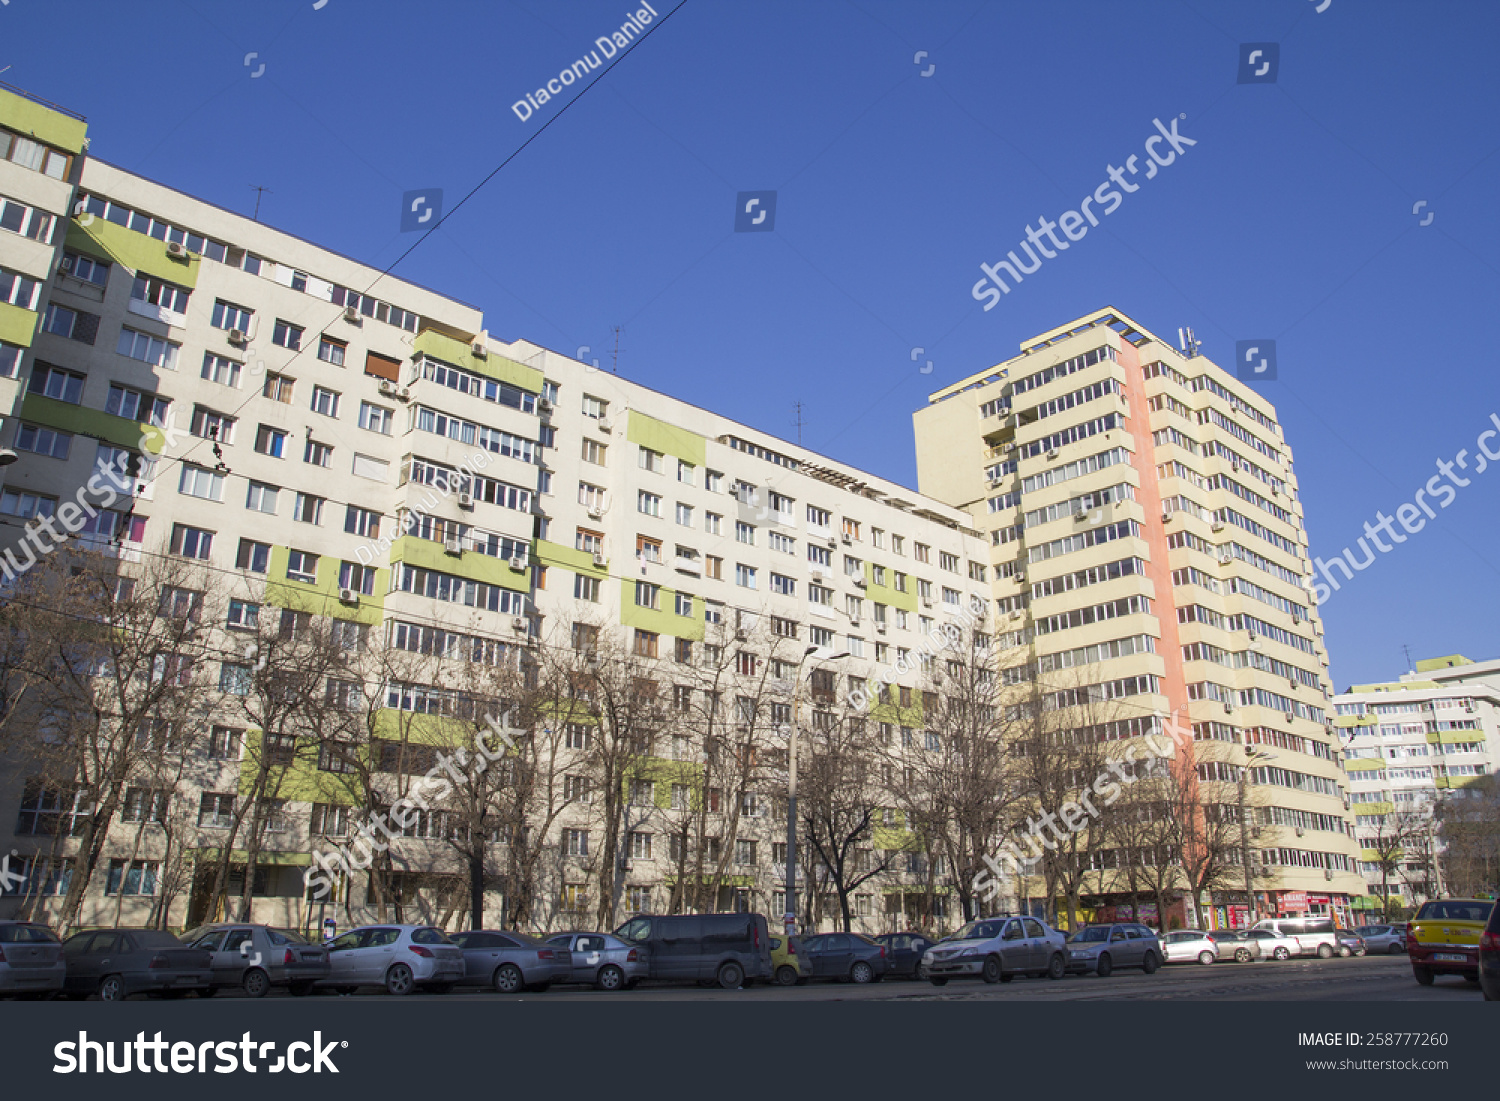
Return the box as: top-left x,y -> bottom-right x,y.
1362,803 -> 1437,921
1438,775 -> 1500,898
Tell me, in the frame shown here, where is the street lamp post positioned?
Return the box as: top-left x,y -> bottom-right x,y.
784,645 -> 848,937
1238,746 -> 1276,926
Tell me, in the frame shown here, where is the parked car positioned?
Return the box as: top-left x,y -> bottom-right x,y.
0,920 -> 65,998
613,912 -> 771,989
1407,898 -> 1494,987
545,932 -> 648,990
1206,930 -> 1262,963
1479,900 -> 1499,1001
1160,929 -> 1221,965
798,933 -> 888,984
181,924 -> 329,997
1252,917 -> 1340,959
450,930 -> 572,993
317,924 -> 464,995
1240,927 -> 1300,960
872,932 -> 936,979
768,934 -> 804,986
61,929 -> 211,1001
922,915 -> 1067,985
1336,930 -> 1366,958
1353,924 -> 1408,955
1065,923 -> 1162,977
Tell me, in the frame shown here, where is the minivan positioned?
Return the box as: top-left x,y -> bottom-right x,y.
1252,917 -> 1340,959
613,912 -> 772,989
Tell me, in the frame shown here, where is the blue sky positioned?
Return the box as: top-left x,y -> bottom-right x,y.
4,0 -> 1497,687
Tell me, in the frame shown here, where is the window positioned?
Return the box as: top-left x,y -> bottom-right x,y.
359,401 -> 392,434
1,132 -> 69,177
676,502 -> 693,526
194,352 -> 240,392
705,555 -> 723,580
564,775 -> 592,804
237,539 -> 270,574
345,506 -> 381,539
29,365 -> 84,404
189,405 -> 235,443
807,504 -> 831,528
736,521 -> 755,545
705,470 -> 723,492
226,599 -> 259,630
198,793 -> 236,829
272,320 -> 304,350
581,394 -> 606,419
769,531 -> 795,554
635,581 -> 661,610
0,267 -> 40,309
630,782 -> 654,808
318,336 -> 346,365
171,524 -> 213,559
637,536 -> 663,563
14,424 -> 70,460
736,840 -> 758,866
579,482 -> 607,511
638,490 -> 662,517
263,373 -> 294,403
940,551 -> 959,572
564,828 -> 589,856
771,573 -> 795,596
178,465 -> 223,501
675,591 -> 694,616
0,196 -> 52,241
288,493 -> 322,525
574,574 -> 600,602
638,447 -> 664,473
218,662 -> 252,695
311,386 -> 340,417
915,543 -> 931,564
634,630 -> 659,658
736,564 -> 757,589
104,384 -> 170,424
286,549 -> 319,583
106,860 -> 160,896
565,723 -> 592,750
339,561 -> 376,596
207,726 -> 241,760
211,300 -> 253,332
705,512 -> 722,535
116,327 -> 177,368
130,274 -> 190,315
304,439 -> 333,467
62,252 -> 108,287
42,303 -> 98,343
582,438 -> 606,465
311,803 -> 352,835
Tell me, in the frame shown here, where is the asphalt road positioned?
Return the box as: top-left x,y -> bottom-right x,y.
191,952 -> 1485,1003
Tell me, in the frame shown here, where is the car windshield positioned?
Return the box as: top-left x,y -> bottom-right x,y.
269,929 -> 308,945
1416,900 -> 1493,923
410,928 -> 454,945
1069,927 -> 1110,943
950,921 -> 997,941
613,919 -> 649,944
0,924 -> 59,944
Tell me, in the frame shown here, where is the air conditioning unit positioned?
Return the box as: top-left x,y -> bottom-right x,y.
397,386 -> 412,401
511,617 -> 528,633
853,578 -> 867,589
1010,611 -> 1022,621
538,398 -> 553,414
841,535 -> 852,545
1295,827 -> 1305,838
227,328 -> 247,346
1211,521 -> 1225,533
1161,511 -> 1173,523
592,551 -> 607,567
1219,551 -> 1234,565
587,507 -> 604,521
1323,869 -> 1334,882
1074,512 -> 1090,524
166,240 -> 189,259
734,629 -> 748,641
1285,712 -> 1296,724
1224,702 -> 1235,714
444,537 -> 462,555
825,537 -> 837,549
988,478 -> 1003,489
597,418 -> 612,433
1046,449 -> 1059,460
1003,442 -> 1016,453
471,340 -> 487,358
849,618 -> 861,628
1291,614 -> 1301,625
1014,573 -> 1026,583
380,381 -> 400,399
508,555 -> 527,570
457,492 -> 474,509
338,588 -> 359,605
1288,678 -> 1298,690
876,624 -> 887,634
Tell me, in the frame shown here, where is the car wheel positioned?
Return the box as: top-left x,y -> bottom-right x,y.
1412,966 -> 1434,986
243,969 -> 271,998
775,965 -> 798,986
1234,948 -> 1252,964
1096,953 -> 1113,978
98,976 -> 126,1002
1317,944 -> 1334,959
1338,945 -> 1351,958
1141,951 -> 1159,975
1273,947 -> 1290,961
981,955 -> 1003,984
289,982 -> 315,997
717,961 -> 745,990
1047,953 -> 1066,980
595,965 -> 625,992
385,964 -> 415,996
494,964 -> 525,994
850,961 -> 874,984
1198,950 -> 1216,965
1388,943 -> 1405,956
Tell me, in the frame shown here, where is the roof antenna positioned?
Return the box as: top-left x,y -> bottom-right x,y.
1177,327 -> 1201,358
1403,643 -> 1414,674
791,401 -> 806,445
249,185 -> 272,222
610,325 -> 623,374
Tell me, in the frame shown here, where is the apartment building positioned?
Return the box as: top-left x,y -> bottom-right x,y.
1334,653 -> 1500,914
914,309 -> 1367,928
0,87 -> 992,933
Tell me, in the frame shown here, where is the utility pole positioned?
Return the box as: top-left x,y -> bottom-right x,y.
249,185 -> 271,222
1239,746 -> 1276,926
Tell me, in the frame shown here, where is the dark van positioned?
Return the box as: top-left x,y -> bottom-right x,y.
613,913 -> 772,989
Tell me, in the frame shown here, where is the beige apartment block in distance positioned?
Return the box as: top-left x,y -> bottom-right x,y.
0,86 -> 993,934
914,308 -> 1367,929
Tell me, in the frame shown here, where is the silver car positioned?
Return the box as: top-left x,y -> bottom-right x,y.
923,915 -> 1068,985
0,921 -> 65,997
1240,927 -> 1299,960
451,930 -> 573,993
1065,923 -> 1163,976
545,932 -> 648,991
318,924 -> 464,995
1161,929 -> 1229,965
1354,924 -> 1408,955
1206,930 -> 1263,963
182,924 -> 329,997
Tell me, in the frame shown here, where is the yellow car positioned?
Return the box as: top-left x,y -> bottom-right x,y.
1407,898 -> 1494,986
769,935 -> 806,986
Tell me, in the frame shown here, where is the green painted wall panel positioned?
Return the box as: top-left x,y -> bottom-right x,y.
1342,759 -> 1387,773
535,538 -> 608,579
0,88 -> 87,153
19,393 -> 150,450
617,579 -> 705,640
67,219 -> 200,287
626,410 -> 706,467
389,534 -> 529,593
864,560 -> 918,612
263,544 -> 387,626
414,329 -> 543,392
0,301 -> 37,348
